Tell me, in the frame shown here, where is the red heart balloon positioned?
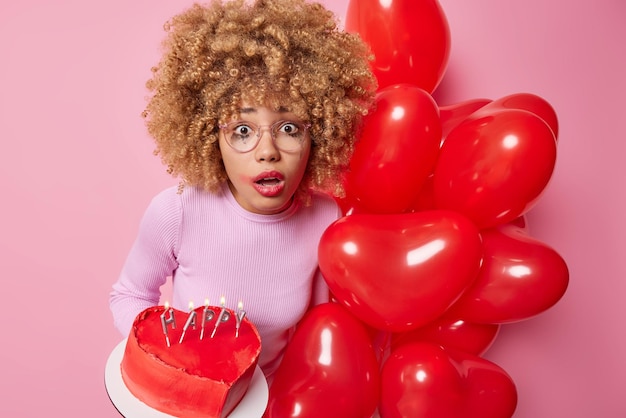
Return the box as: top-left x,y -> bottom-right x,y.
472,93 -> 559,139
439,98 -> 492,139
446,224 -> 569,323
318,210 -> 483,332
458,353 -> 517,418
345,0 -> 450,93
266,303 -> 380,418
438,93 -> 558,141
344,84 -> 442,214
391,317 -> 500,356
433,107 -> 557,229
380,342 -> 517,418
409,174 -> 436,212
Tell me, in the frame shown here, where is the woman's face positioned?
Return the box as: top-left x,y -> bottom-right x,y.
218,103 -> 311,214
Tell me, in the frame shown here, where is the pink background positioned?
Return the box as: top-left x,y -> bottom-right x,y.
0,0 -> 623,416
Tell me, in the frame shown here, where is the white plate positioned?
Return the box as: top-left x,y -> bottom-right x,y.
104,339 -> 268,417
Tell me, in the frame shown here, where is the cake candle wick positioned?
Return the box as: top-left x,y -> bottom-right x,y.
235,301 -> 246,338
160,301 -> 176,348
200,298 -> 215,340
211,296 -> 231,338
178,301 -> 197,344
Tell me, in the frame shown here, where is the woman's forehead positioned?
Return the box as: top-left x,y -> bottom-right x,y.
224,104 -> 299,123
226,97 -> 308,120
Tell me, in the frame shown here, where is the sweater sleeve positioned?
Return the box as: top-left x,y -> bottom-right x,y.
309,199 -> 340,307
311,268 -> 330,306
109,188 -> 181,336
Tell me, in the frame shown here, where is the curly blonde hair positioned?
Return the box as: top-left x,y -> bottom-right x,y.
142,0 -> 376,199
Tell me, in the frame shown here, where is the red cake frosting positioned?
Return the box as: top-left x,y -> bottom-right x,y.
121,305 -> 262,417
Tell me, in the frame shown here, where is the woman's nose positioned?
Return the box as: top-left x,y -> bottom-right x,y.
254,129 -> 280,161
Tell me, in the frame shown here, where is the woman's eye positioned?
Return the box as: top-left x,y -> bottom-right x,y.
279,123 -> 299,135
234,125 -> 253,136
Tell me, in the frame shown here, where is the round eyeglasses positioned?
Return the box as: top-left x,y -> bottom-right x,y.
219,120 -> 311,153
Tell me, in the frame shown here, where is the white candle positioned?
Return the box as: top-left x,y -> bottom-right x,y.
160,301 -> 176,348
211,296 -> 231,338
178,301 -> 197,344
235,301 -> 246,338
200,298 -> 215,341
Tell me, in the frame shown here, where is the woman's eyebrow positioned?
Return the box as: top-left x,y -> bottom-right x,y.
238,106 -> 291,114
239,107 -> 257,114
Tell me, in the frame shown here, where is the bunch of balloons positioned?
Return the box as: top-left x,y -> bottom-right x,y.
266,1 -> 568,417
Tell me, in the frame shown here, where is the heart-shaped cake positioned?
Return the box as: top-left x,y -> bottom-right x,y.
121,305 -> 262,418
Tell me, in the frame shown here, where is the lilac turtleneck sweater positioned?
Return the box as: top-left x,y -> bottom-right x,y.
110,182 -> 338,378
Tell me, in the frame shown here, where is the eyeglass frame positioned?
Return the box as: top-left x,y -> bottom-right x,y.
218,119 -> 312,153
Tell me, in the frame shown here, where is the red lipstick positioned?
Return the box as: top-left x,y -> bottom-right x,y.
251,171 -> 285,197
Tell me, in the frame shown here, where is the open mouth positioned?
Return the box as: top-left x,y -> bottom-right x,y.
252,171 -> 285,197
255,177 -> 281,186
